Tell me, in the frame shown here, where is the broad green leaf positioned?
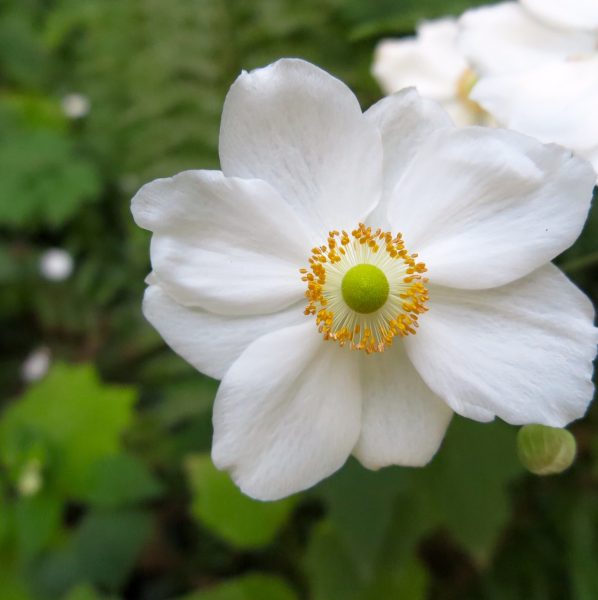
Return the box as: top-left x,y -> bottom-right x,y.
304,520 -> 429,600
180,573 -> 298,600
304,522 -> 363,600
315,458 -> 407,577
0,363 -> 137,497
409,417 -> 523,563
186,454 -> 295,549
73,509 -> 152,591
84,454 -> 162,509
14,490 -> 62,561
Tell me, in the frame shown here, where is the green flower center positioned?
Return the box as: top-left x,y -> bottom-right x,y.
341,264 -> 389,314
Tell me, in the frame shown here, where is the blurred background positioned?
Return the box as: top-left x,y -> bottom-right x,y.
1,1 -> 597,599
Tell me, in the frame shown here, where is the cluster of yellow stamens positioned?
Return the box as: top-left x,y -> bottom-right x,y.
300,223 -> 429,354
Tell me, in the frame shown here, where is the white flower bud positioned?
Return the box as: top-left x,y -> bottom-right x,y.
39,248 -> 74,281
21,346 -> 51,382
61,93 -> 90,119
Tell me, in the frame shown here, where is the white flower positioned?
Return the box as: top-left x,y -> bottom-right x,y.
520,0 -> 598,32
21,346 -> 51,382
61,93 -> 90,119
39,248 -> 74,281
132,59 -> 597,501
459,1 -> 598,175
372,18 -> 489,126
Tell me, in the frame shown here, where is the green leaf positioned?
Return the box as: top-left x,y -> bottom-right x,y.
180,573 -> 298,600
63,583 -> 120,600
0,363 -> 137,498
84,454 -> 162,509
0,482 -> 9,545
14,490 -> 62,561
186,454 -> 295,549
0,562 -> 33,600
315,459 -> 407,578
304,520 -> 429,600
73,509 -> 152,591
0,127 -> 99,229
409,417 -> 523,563
304,522 -> 363,600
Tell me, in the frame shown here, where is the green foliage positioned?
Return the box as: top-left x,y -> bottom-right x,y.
0,363 -> 137,497
408,417 -> 524,563
186,454 -> 296,549
73,510 -> 153,591
0,92 -> 99,229
1,0 -> 597,598
180,573 -> 298,600
83,454 -> 162,509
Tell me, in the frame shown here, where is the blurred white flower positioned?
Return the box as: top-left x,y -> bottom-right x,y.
133,59 -> 597,500
39,248 -> 74,281
17,459 -> 43,496
21,346 -> 51,382
372,18 -> 489,126
520,0 -> 598,32
61,93 -> 90,119
460,1 -> 598,176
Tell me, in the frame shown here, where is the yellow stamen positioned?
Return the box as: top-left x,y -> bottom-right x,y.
301,223 -> 428,354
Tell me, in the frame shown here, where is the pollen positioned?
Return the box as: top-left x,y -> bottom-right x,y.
301,223 -> 429,354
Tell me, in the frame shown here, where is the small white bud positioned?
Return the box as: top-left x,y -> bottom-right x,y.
61,93 -> 90,119
39,248 -> 74,281
21,346 -> 51,382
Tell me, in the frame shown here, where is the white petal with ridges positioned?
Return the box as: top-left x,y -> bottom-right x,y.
405,265 -> 598,427
388,127 -> 595,289
471,57 -> 598,153
459,3 -> 595,76
219,59 -> 382,237
353,342 -> 452,469
132,170 -> 313,315
143,285 -> 305,380
365,88 -> 453,224
212,322 -> 361,500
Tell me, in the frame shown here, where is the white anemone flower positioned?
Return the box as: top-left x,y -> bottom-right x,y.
459,2 -> 598,175
372,18 -> 489,127
521,0 -> 598,32
132,59 -> 597,501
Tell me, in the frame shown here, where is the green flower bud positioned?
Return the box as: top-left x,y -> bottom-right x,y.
517,424 -> 577,476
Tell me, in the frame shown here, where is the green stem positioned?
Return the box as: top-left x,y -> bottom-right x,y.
561,251 -> 598,273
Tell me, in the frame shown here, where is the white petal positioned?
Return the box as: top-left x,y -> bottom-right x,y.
212,323 -> 361,500
132,170 -> 313,315
219,59 -> 383,237
353,342 -> 452,469
471,57 -> 598,153
405,265 -> 598,427
521,0 -> 598,32
364,88 -> 453,225
388,127 -> 595,289
373,19 -> 467,99
459,2 -> 595,75
143,284 -> 306,380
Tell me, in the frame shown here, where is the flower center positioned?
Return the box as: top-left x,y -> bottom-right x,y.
341,264 -> 389,314
300,223 -> 428,354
